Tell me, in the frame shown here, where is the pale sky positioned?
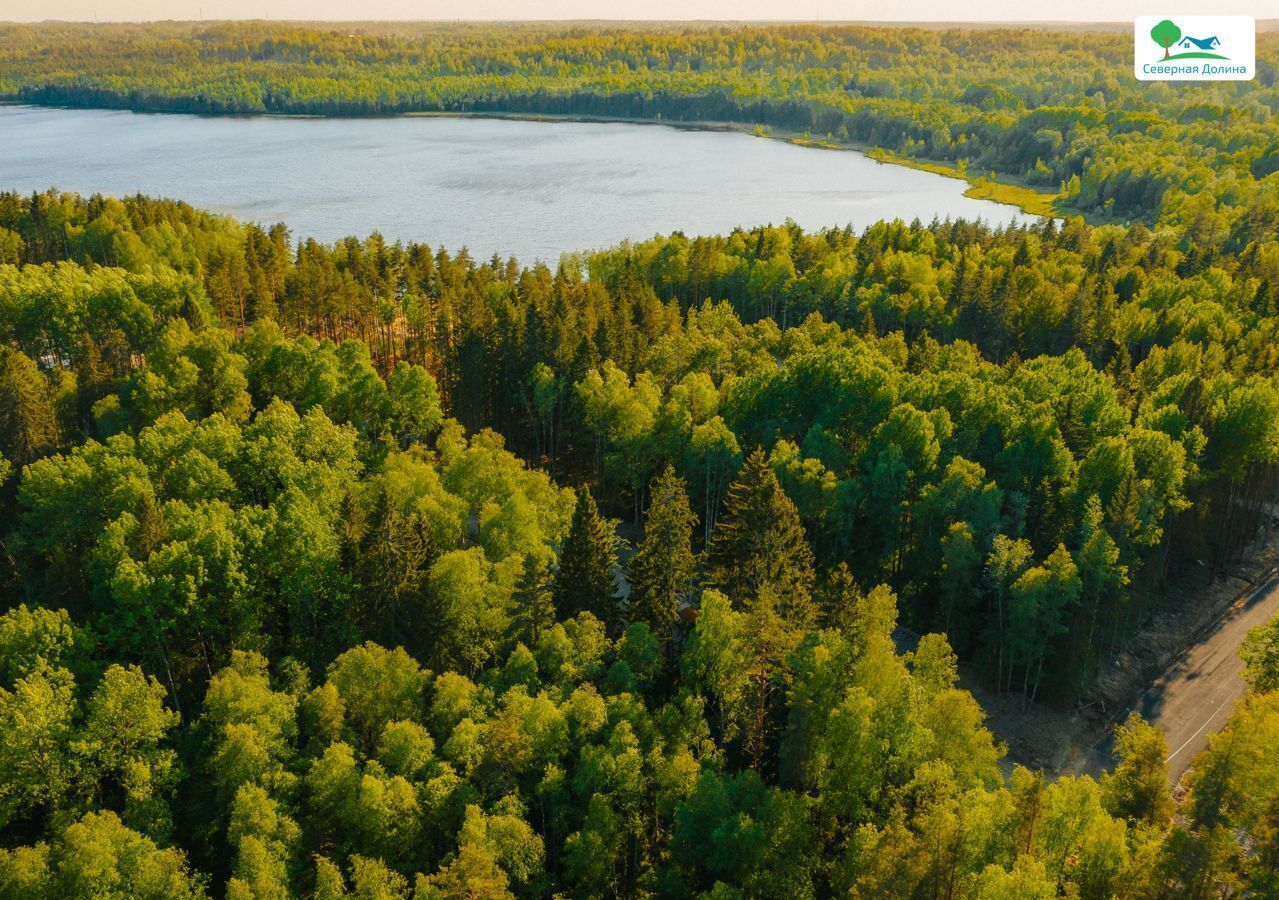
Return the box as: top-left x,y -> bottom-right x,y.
1,0 -> 1272,24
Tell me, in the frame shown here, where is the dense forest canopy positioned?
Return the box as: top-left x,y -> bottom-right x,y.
4,19 -> 1279,900
2,21 -> 1279,226
2,179 -> 1279,895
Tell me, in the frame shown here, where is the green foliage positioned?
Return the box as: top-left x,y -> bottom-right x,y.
1101,712 -> 1174,828
0,664 -> 77,830
511,553 -> 554,648
1242,614 -> 1279,694
552,488 -> 619,631
327,644 -> 429,749
626,465 -> 697,638
0,604 -> 87,683
0,345 -> 61,467
4,31 -> 1279,885
1150,20 -> 1182,56
704,449 -> 814,621
0,810 -> 207,900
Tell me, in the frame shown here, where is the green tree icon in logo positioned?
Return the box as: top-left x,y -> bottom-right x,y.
1150,19 -> 1182,59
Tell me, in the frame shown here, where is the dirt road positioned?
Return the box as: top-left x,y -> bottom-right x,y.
1080,569 -> 1279,784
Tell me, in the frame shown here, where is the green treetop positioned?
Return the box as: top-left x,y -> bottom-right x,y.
1151,20 -> 1182,59
704,449 -> 815,624
627,465 -> 697,639
553,487 -> 620,631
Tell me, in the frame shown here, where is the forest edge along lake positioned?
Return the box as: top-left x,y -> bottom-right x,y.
0,103 -> 1037,262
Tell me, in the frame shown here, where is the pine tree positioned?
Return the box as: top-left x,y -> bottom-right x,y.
1106,471 -> 1143,564
628,465 -> 696,638
132,492 -> 168,560
704,449 -> 815,622
554,487 -> 619,630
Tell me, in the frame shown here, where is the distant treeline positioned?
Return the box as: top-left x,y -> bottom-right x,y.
3,22 -> 1279,226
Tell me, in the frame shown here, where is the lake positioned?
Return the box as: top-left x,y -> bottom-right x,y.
0,104 -> 1031,262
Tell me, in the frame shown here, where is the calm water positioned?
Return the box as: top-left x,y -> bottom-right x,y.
0,104 -> 1030,262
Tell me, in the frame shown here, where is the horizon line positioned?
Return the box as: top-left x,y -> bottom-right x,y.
4,16 -> 1273,25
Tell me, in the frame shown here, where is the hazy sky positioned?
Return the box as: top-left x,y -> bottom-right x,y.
2,0 -> 1271,24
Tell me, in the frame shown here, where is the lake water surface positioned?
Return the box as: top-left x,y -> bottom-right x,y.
0,104 -> 1030,262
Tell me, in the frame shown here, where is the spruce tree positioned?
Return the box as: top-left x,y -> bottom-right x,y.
705,449 -> 815,622
1100,712 -> 1174,827
628,465 -> 697,637
513,553 -> 554,646
355,487 -> 433,647
817,562 -> 861,633
554,487 -> 619,630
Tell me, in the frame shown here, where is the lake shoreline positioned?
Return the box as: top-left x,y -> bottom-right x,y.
0,99 -> 1061,220
0,103 -> 1036,260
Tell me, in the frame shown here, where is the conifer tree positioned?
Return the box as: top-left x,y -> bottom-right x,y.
704,449 -> 815,621
355,488 -> 434,646
513,554 -> 554,646
554,487 -> 619,630
742,585 -> 801,772
818,562 -> 861,633
628,465 -> 696,638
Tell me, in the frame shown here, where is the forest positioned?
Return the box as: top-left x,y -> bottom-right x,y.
1,176 -> 1279,896
3,18 -> 1279,900
2,22 -> 1279,224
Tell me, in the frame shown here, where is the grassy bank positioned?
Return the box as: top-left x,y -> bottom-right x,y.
747,124 -> 1059,218
866,147 -> 1062,218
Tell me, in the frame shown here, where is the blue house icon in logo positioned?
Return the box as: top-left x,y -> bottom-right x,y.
1178,35 -> 1221,50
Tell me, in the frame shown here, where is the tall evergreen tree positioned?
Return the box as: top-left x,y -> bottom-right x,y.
513,553 -> 554,646
628,465 -> 696,638
354,487 -> 434,647
741,585 -> 801,773
818,562 -> 861,633
704,449 -> 815,621
554,487 -> 619,630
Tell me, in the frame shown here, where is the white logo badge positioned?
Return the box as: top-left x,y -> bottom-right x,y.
1135,16 -> 1255,81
